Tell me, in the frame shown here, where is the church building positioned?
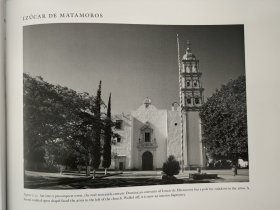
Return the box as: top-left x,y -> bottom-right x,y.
110,41 -> 206,171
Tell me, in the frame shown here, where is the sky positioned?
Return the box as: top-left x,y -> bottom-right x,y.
23,24 -> 245,114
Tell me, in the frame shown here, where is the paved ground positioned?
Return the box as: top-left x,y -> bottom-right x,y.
24,169 -> 249,189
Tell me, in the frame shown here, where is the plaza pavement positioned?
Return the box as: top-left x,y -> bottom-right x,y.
118,169 -> 249,182
24,169 -> 249,189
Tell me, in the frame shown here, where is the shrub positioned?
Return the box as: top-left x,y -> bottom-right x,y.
214,159 -> 232,169
162,155 -> 180,177
207,159 -> 232,169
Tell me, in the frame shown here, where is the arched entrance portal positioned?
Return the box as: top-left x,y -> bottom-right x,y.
142,151 -> 153,170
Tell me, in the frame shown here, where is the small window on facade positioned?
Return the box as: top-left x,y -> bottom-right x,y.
195,97 -> 200,104
117,136 -> 121,143
145,132 -> 151,142
174,123 -> 178,126
186,81 -> 190,87
187,98 -> 192,104
115,120 -> 122,129
194,81 -> 197,87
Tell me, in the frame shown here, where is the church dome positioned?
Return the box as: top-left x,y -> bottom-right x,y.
182,48 -> 196,61
135,97 -> 157,111
143,97 -> 152,107
182,41 -> 197,61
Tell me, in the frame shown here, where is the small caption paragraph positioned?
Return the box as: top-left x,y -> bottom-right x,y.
24,186 -> 249,203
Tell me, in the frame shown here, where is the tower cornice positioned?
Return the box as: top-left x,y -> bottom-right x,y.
181,87 -> 204,92
181,72 -> 202,76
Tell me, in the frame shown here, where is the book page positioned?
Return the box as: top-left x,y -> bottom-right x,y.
6,0 -> 280,210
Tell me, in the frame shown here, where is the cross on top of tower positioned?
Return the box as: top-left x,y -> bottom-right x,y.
186,40 -> 191,51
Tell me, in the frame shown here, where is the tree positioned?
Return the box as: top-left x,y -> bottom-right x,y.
200,75 -> 248,165
50,139 -> 80,171
102,93 -> 112,175
23,73 -> 97,171
24,73 -> 76,170
91,81 -> 102,177
162,155 -> 180,177
24,74 -> 114,176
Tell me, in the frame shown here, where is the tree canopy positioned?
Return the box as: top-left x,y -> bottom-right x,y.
200,75 -> 248,164
23,73 -> 114,172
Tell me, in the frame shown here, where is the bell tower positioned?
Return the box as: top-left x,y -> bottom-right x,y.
179,40 -> 206,169
181,40 -> 204,110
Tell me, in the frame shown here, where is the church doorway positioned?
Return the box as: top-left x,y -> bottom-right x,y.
119,162 -> 124,171
142,151 -> 153,170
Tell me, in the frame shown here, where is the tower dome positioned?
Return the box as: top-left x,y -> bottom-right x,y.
182,40 -> 197,61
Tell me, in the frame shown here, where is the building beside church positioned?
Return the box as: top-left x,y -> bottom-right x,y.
110,41 -> 206,171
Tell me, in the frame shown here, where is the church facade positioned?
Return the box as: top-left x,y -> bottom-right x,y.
110,41 -> 206,171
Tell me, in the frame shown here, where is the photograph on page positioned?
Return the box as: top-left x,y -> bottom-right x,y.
23,23 -> 248,190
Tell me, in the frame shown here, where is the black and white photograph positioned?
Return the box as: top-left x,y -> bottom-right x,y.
23,23 -> 249,189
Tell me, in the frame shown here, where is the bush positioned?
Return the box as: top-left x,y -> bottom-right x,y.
162,155 -> 180,177
207,159 -> 232,169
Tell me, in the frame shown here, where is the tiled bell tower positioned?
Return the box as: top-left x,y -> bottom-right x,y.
179,40 -> 206,169
181,40 -> 204,110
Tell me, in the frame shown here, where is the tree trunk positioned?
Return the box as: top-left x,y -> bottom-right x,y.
232,155 -> 238,176
60,165 -> 63,174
